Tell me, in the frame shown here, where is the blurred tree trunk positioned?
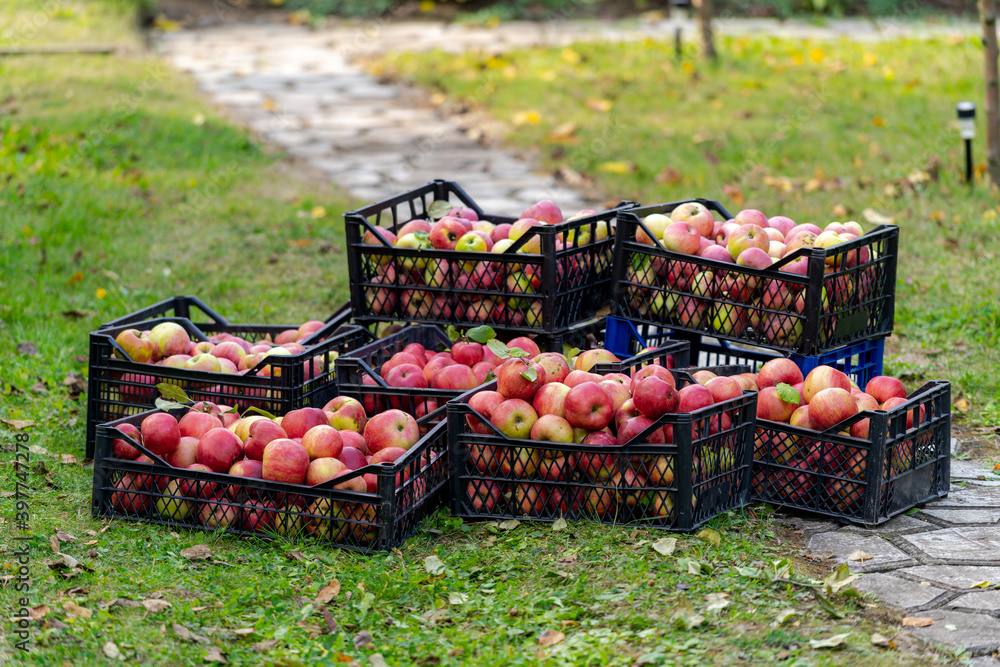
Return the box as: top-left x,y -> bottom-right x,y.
693,0 -> 716,61
981,0 -> 1000,186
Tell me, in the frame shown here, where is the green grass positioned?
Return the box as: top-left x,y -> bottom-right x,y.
0,3 -> 967,664
373,35 -> 1000,427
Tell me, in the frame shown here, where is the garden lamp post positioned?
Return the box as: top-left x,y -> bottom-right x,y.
957,101 -> 976,183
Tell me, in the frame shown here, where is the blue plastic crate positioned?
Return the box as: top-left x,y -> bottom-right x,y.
605,316 -> 885,389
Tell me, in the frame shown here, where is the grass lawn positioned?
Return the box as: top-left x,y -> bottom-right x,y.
0,2 -> 966,665
373,34 -> 1000,431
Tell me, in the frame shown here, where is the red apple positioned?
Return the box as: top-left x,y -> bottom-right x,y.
565,370 -> 604,388
178,411 -> 223,439
468,390 -> 505,434
705,376 -> 743,403
530,414 -> 574,443
364,409 -> 420,454
532,382 -> 571,419
468,480 -> 502,512
573,349 -> 620,372
865,376 -> 907,404
677,384 -> 714,413
243,420 -> 287,461
337,446 -> 368,470
110,475 -> 150,515
451,342 -> 484,367
305,457 -> 349,486
112,423 -> 142,460
810,388 -> 859,431
432,364 -> 480,391
614,399 -> 641,432
165,436 -> 200,468
564,382 -> 615,430
496,359 -> 545,401
632,376 -> 680,420
599,380 -> 631,413
262,438 -> 311,484
757,358 -> 804,388
618,416 -> 666,445
281,407 -> 329,439
802,366 -> 852,403
756,387 -> 798,423
140,412 -> 180,457
301,425 -> 344,460
490,399 -> 538,439
197,427 -> 243,473
507,336 -> 541,358
324,396 -> 368,433
534,352 -> 571,384
629,364 -> 675,395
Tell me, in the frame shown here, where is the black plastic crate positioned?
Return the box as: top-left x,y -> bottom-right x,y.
344,179 -> 636,335
699,361 -> 951,525
86,315 -> 372,458
446,366 -> 756,531
92,407 -> 449,553
337,324 -> 691,426
611,199 -> 899,356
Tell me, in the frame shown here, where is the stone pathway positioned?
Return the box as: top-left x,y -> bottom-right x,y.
800,458 -> 1000,659
155,16 -> 978,214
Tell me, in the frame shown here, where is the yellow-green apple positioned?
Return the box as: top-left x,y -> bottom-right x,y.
530,414 -> 574,444
572,426 -> 589,443
455,232 -> 489,271
768,241 -> 787,259
337,446 -> 367,470
243,420 -> 287,461
854,392 -> 880,413
599,380 -> 631,413
522,199 -> 563,225
472,220 -> 495,236
432,364 -> 481,390
301,425 -> 343,460
632,376 -> 680,420
509,218 -> 543,253
199,498 -> 238,528
306,457 -> 349,486
166,436 -> 200,468
671,202 -> 715,237
573,349 -> 620,372
865,376 -> 906,404
364,409 -> 419,453
196,427 -> 243,473
810,388 -> 859,430
497,358 -> 545,400
274,505 -> 305,538
112,423 -> 142,460
492,238 -> 515,254
396,233 -> 432,271
468,480 -> 501,512
467,390 -> 505,434
726,224 -> 769,261
617,416 -> 666,445
262,438 -> 310,484
179,411 -> 223,439
533,382 -> 570,418
401,291 -> 434,319
140,412 -> 181,457
637,213 -> 671,245
281,407 -> 329,439
677,384 -> 714,413
148,322 -> 191,360
688,269 -> 715,298
154,479 -> 194,521
756,358 -> 803,388
662,221 -> 701,255
324,396 -> 367,433
162,354 -> 191,369
756,387 -> 798,423
452,341 -> 484,367
490,399 -> 538,439
564,382 -> 615,430
802,366 -> 852,403
534,352 -> 571,384
705,376 -> 743,403
115,329 -> 152,363
514,483 -> 547,515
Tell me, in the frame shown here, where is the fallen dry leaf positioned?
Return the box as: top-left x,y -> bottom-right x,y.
56,531 -> 76,542
17,341 -> 39,356
847,550 -> 873,562
180,544 -> 212,560
29,605 -> 50,621
173,622 -> 210,644
142,599 -> 172,613
902,617 -> 935,628
103,642 -> 122,659
286,550 -> 305,562
1,418 -> 35,430
871,632 -> 895,648
252,639 -> 279,653
353,630 -> 373,649
62,600 -> 92,619
722,184 -> 745,207
538,629 -> 565,647
49,535 -> 61,553
233,628 -> 255,636
315,580 -> 341,604
204,647 -> 227,663
61,454 -> 78,464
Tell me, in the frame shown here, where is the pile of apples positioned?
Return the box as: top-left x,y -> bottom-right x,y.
625,202 -> 877,346
112,319 -> 333,377
461,348 -> 746,522
722,358 -> 922,512
107,397 -> 435,544
361,199 -> 607,327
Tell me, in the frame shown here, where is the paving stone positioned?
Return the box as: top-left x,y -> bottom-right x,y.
903,527 -> 1000,562
842,513 -> 937,536
904,609 -> 1000,656
898,565 -> 1000,590
806,532 -> 915,572
926,485 -> 1000,508
950,460 -> 998,481
920,509 -> 1000,525
948,591 -> 1000,612
853,572 -> 947,610
968,657 -> 1000,667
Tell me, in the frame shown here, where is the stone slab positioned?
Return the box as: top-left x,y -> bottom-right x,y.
898,565 -> 1000,590
920,509 -> 1000,525
949,590 -> 1000,612
904,609 -> 1000,656
926,485 -> 1000,508
853,572 -> 947,610
903,526 -> 1000,562
842,514 -> 937,536
950,460 -> 999,481
806,533 -> 915,572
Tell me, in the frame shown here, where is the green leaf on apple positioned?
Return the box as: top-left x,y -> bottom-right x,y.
155,397 -> 188,412
414,230 -> 430,241
243,405 -> 278,420
507,347 -> 530,359
427,200 -> 452,221
487,339 -> 510,358
485,369 -> 496,382
466,325 -> 496,345
776,383 -> 801,405
446,325 -> 461,342
156,382 -> 191,403
520,366 -> 538,383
